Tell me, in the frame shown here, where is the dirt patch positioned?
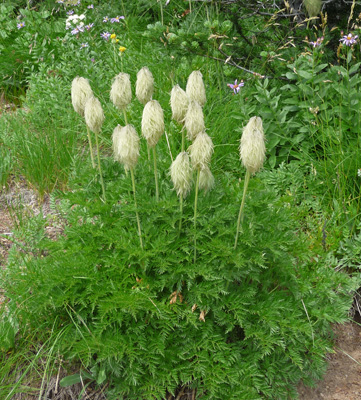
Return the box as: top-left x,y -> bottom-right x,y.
298,321 -> 361,400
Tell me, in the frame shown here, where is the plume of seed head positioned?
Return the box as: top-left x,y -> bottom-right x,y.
170,151 -> 193,198
141,100 -> 164,148
239,116 -> 266,175
71,77 -> 93,117
186,70 -> 206,107
110,73 -> 132,111
136,66 -> 154,105
170,84 -> 189,124
112,124 -> 140,171
84,96 -> 104,133
189,131 -> 214,170
199,165 -> 215,193
304,0 -> 322,17
184,100 -> 205,141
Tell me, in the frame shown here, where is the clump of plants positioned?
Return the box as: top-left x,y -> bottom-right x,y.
0,67 -> 357,400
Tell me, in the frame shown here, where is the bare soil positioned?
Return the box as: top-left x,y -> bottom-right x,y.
1,181 -> 361,400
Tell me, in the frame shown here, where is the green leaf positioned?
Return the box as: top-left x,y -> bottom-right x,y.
59,374 -> 82,387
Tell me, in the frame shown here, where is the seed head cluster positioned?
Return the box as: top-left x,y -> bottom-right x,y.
141,100 -> 165,148
189,131 -> 214,170
184,100 -> 205,141
71,77 -> 93,117
112,124 -> 140,171
170,84 -> 189,124
186,70 -> 206,107
136,66 -> 154,105
110,72 -> 132,111
199,165 -> 214,193
170,152 -> 193,198
84,96 -> 104,133
240,116 -> 266,175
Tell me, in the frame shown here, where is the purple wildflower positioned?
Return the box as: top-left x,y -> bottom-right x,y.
85,23 -> 94,30
87,4 -> 94,9
80,42 -> 89,49
71,27 -> 79,35
17,21 -> 25,29
309,36 -> 324,47
100,32 -> 111,40
91,57 -> 95,63
227,79 -> 244,94
103,16 -> 109,22
67,10 -> 74,15
340,33 -> 358,46
111,16 -> 125,23
77,24 -> 84,32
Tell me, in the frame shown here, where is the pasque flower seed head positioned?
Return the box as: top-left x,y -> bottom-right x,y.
240,116 -> 266,175
71,76 -> 93,117
112,124 -> 140,171
199,165 -> 214,193
84,96 -> 104,133
170,84 -> 189,124
170,151 -> 193,198
141,100 -> 164,148
136,66 -> 154,105
184,100 -> 205,141
110,72 -> 132,111
186,70 -> 206,107
189,131 -> 213,170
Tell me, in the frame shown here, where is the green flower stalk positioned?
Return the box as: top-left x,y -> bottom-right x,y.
112,124 -> 143,249
170,151 -> 193,234
186,70 -> 206,107
189,131 -> 214,262
141,100 -> 165,201
71,77 -> 95,168
234,116 -> 266,250
136,66 -> 154,105
84,96 -> 106,202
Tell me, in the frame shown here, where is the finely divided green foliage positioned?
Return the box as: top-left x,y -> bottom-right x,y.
2,164 -> 356,398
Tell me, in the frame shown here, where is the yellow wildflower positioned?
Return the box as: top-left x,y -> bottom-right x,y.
119,46 -> 126,53
110,33 -> 116,39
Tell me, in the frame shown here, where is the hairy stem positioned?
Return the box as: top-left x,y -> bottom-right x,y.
153,147 -> 159,201
234,169 -> 251,250
130,168 -> 143,249
86,125 -> 96,168
94,131 -> 106,202
194,168 -> 200,263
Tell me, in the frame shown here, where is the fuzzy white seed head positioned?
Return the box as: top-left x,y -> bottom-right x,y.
184,100 -> 205,141
110,73 -> 132,111
71,77 -> 93,117
189,131 -> 214,170
240,116 -> 266,175
112,124 -> 140,171
170,151 -> 193,198
170,84 -> 189,124
136,66 -> 154,105
84,96 -> 104,133
199,165 -> 215,193
141,100 -> 164,148
304,0 -> 322,17
186,70 -> 206,107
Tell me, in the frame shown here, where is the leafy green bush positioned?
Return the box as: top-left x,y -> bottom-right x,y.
1,158 -> 357,398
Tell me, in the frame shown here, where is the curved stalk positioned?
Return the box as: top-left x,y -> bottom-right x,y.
94,131 -> 106,202
152,147 -> 159,201
194,168 -> 200,263
86,125 -> 95,168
